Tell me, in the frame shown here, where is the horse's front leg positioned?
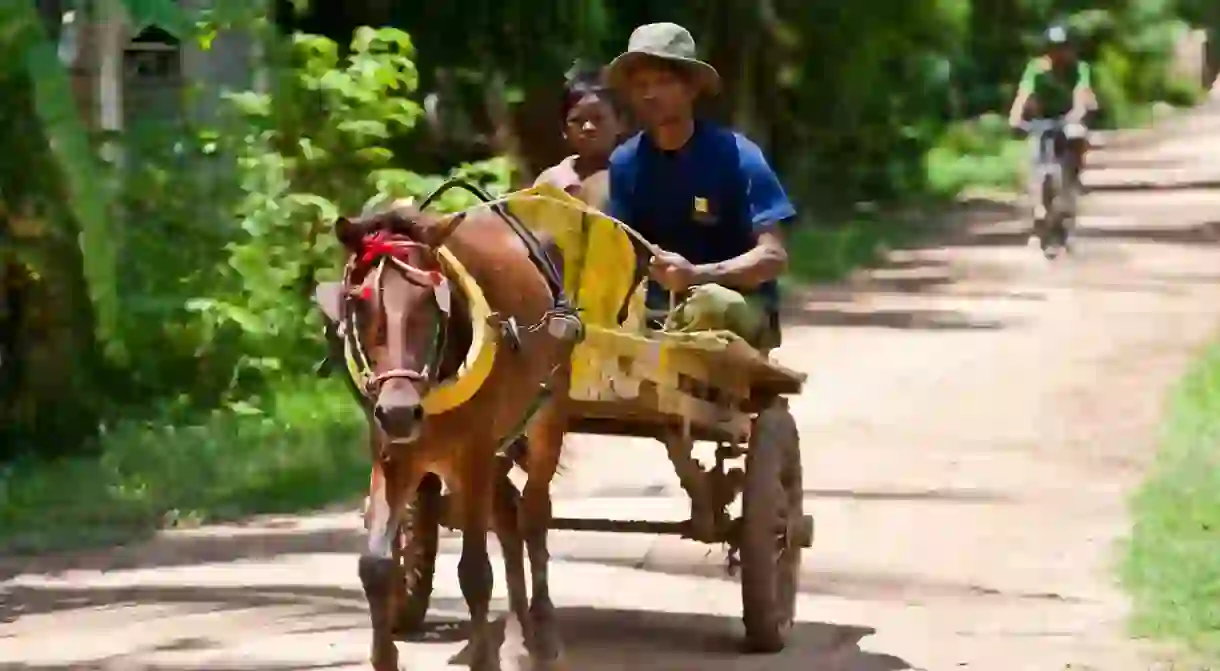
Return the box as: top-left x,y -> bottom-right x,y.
492,462 -> 533,668
360,459 -> 411,671
520,406 -> 567,670
458,457 -> 501,671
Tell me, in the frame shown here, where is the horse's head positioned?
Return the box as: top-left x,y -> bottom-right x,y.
332,200 -> 454,443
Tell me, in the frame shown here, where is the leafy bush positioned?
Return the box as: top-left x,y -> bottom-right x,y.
926,114 -> 1026,197
115,27 -> 511,406
0,377 -> 367,553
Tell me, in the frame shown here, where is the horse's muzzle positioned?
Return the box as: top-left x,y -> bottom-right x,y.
373,401 -> 424,443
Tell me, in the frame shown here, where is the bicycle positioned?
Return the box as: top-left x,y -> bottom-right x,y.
1016,117 -> 1087,259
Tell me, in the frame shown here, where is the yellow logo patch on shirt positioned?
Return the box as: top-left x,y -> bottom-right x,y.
692,196 -> 716,224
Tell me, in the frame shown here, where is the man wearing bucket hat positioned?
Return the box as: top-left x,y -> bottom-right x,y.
605,22 -> 795,351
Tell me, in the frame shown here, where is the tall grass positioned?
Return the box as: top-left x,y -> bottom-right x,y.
1121,342 -> 1220,662
0,377 -> 368,553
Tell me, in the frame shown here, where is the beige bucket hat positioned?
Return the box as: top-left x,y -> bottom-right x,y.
605,23 -> 721,95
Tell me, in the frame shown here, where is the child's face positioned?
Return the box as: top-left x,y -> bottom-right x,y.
564,94 -> 623,159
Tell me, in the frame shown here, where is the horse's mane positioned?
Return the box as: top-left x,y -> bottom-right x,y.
339,203 -> 419,246
339,197 -> 475,254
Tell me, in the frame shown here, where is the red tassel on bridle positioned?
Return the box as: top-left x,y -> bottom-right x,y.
359,231 -> 417,266
353,231 -> 445,301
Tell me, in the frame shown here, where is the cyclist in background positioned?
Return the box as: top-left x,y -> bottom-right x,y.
1008,24 -> 1097,254
1008,24 -> 1097,185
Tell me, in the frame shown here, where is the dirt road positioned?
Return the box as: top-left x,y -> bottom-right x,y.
5,104 -> 1220,671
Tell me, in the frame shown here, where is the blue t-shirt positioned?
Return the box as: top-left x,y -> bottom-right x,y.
606,121 -> 796,312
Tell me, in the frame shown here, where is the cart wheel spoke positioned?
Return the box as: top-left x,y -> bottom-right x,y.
391,474 -> 442,635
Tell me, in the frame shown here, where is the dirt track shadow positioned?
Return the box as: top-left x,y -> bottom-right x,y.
783,305 -> 1008,331
451,607 -> 914,671
8,663 -> 351,671
4,582 -> 916,671
0,525 -> 366,581
1075,221 -> 1220,244
962,220 -> 1220,249
891,194 -> 1219,251
804,486 -> 1009,503
1083,176 -> 1220,192
0,582 -> 370,625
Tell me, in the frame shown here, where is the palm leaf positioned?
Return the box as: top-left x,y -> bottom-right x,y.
25,40 -> 122,357
2,0 -> 191,360
8,0 -> 122,357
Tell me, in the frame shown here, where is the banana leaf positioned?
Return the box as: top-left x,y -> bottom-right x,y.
24,36 -> 122,359
2,0 -> 123,357
2,0 -> 191,361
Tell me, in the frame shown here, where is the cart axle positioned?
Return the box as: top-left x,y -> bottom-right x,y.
548,514 -> 814,548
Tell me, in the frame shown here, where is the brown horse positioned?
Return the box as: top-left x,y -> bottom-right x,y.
313,192 -> 577,670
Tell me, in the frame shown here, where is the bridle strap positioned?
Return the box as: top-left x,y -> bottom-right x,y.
341,237 -> 450,400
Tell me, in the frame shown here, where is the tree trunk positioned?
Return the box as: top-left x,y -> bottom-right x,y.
968,0 -> 1025,115
1208,25 -> 1219,88
0,11 -> 103,459
0,233 -> 101,459
510,83 -> 567,185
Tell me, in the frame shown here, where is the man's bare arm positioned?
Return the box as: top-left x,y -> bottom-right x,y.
1069,86 -> 1096,121
1009,91 -> 1033,126
691,228 -> 788,289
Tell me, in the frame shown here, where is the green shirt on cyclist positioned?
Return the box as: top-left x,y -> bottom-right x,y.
1008,25 -> 1097,128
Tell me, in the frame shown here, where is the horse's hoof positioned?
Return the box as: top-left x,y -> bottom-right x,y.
499,650 -> 530,671
469,654 -> 503,671
370,650 -> 401,671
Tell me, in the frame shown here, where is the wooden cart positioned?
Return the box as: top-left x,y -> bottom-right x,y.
393,185 -> 812,652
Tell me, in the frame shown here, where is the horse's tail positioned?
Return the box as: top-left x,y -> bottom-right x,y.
505,436 -> 530,472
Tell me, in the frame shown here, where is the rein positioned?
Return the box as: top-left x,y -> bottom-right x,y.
422,180 -> 581,341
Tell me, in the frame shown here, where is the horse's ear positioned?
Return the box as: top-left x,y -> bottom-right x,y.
413,211 -> 463,248
334,216 -> 362,251
314,281 -> 343,324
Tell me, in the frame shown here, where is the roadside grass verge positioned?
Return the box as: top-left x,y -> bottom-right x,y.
1121,341 -> 1220,662
0,377 -> 368,554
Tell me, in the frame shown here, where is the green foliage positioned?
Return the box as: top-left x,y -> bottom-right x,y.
190,27 -> 507,381
111,125 -> 241,405
926,114 -> 1026,197
785,215 -> 925,283
119,0 -> 193,38
1121,342 -> 1220,662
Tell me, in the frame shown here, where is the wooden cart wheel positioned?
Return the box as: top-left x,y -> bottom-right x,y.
392,473 -> 442,634
740,398 -> 803,653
